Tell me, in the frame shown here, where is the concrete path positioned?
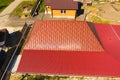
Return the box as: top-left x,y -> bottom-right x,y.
0,0 -> 24,27
11,55 -> 22,73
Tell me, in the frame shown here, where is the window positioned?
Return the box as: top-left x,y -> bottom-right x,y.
61,10 -> 66,14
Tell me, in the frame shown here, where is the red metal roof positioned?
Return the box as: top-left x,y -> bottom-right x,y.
94,23 -> 120,62
17,50 -> 120,76
17,21 -> 120,77
24,20 -> 103,52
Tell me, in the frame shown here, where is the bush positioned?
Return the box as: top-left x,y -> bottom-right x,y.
39,0 -> 45,13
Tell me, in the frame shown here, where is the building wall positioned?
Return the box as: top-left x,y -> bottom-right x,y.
45,6 -> 52,14
52,10 -> 76,18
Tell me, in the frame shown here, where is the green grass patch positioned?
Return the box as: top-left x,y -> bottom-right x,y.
10,0 -> 45,17
39,0 -> 45,13
10,0 -> 36,17
91,15 -> 110,24
0,0 -> 14,12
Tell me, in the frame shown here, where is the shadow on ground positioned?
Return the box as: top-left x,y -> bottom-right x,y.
8,31 -> 22,47
76,2 -> 84,16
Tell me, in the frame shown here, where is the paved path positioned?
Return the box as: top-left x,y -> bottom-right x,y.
0,0 -> 24,28
11,55 -> 22,73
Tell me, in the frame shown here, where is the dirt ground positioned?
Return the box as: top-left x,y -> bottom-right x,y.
98,3 -> 120,21
0,0 -> 24,33
86,2 -> 120,24
9,73 -> 120,80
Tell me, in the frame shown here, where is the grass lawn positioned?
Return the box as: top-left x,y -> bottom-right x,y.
10,0 -> 36,17
0,0 -> 14,12
39,0 -> 45,13
91,15 -> 110,24
10,0 -> 45,17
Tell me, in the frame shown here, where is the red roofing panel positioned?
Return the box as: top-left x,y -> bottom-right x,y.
24,20 -> 103,52
112,25 -> 120,38
17,50 -> 120,76
17,21 -> 120,77
94,23 -> 120,62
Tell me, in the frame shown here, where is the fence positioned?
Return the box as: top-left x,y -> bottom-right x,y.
30,0 -> 42,17
0,23 -> 32,80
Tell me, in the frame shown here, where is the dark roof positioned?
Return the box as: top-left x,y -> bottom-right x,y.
44,0 -> 51,5
44,0 -> 78,9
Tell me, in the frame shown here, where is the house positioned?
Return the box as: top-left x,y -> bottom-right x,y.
44,0 -> 78,18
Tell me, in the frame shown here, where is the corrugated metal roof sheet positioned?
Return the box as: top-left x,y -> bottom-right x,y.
24,20 -> 103,52
17,22 -> 120,76
17,50 -> 120,76
94,23 -> 120,62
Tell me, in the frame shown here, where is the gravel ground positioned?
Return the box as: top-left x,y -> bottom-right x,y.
9,73 -> 120,80
98,3 -> 120,21
86,2 -> 120,24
